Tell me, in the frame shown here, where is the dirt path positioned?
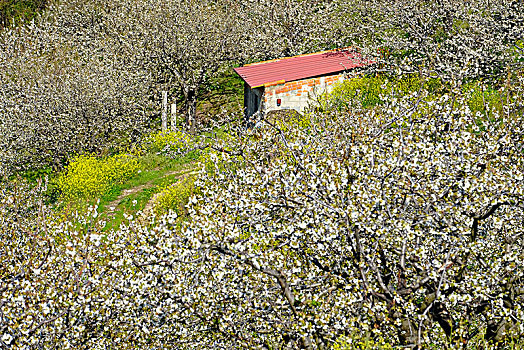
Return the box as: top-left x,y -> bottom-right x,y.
105,167 -> 198,220
140,189 -> 164,221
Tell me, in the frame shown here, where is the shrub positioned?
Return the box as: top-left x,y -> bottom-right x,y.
144,129 -> 193,155
271,111 -> 312,133
333,334 -> 394,350
57,153 -> 140,199
152,176 -> 196,217
464,82 -> 505,118
319,74 -> 443,111
337,75 -> 385,108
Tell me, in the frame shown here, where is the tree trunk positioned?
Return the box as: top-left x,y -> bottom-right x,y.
184,89 -> 197,134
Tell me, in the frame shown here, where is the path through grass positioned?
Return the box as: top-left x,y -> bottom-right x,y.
57,150 -> 201,231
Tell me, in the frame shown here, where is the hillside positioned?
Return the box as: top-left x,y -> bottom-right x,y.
1,0 -> 524,349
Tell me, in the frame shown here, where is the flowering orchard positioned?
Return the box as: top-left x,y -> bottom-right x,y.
136,85 -> 524,348
0,0 -> 339,174
1,0 -> 524,348
342,0 -> 524,82
0,0 -> 155,174
2,75 -> 524,348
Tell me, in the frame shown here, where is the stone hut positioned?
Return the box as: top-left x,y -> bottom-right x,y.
234,48 -> 372,119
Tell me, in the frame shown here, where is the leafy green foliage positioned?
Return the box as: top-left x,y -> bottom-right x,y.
319,73 -> 512,130
0,0 -> 47,29
196,71 -> 244,124
318,74 -> 444,111
464,81 -> 505,118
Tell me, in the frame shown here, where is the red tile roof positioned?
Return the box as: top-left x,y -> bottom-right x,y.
234,48 -> 372,88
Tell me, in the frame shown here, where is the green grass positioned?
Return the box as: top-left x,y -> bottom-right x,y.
15,123 -> 233,232
97,152 -> 199,231
55,149 -> 200,231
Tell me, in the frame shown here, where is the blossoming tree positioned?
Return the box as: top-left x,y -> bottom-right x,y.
1,0 -> 524,349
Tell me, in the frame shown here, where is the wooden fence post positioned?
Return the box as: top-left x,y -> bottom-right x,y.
162,90 -> 168,131
171,102 -> 176,130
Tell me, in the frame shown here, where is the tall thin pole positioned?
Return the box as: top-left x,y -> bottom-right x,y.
162,91 -> 168,131
171,102 -> 177,130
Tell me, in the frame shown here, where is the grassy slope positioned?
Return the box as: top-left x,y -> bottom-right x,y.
44,70 -> 244,230
100,151 -> 200,231
56,150 -> 200,232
